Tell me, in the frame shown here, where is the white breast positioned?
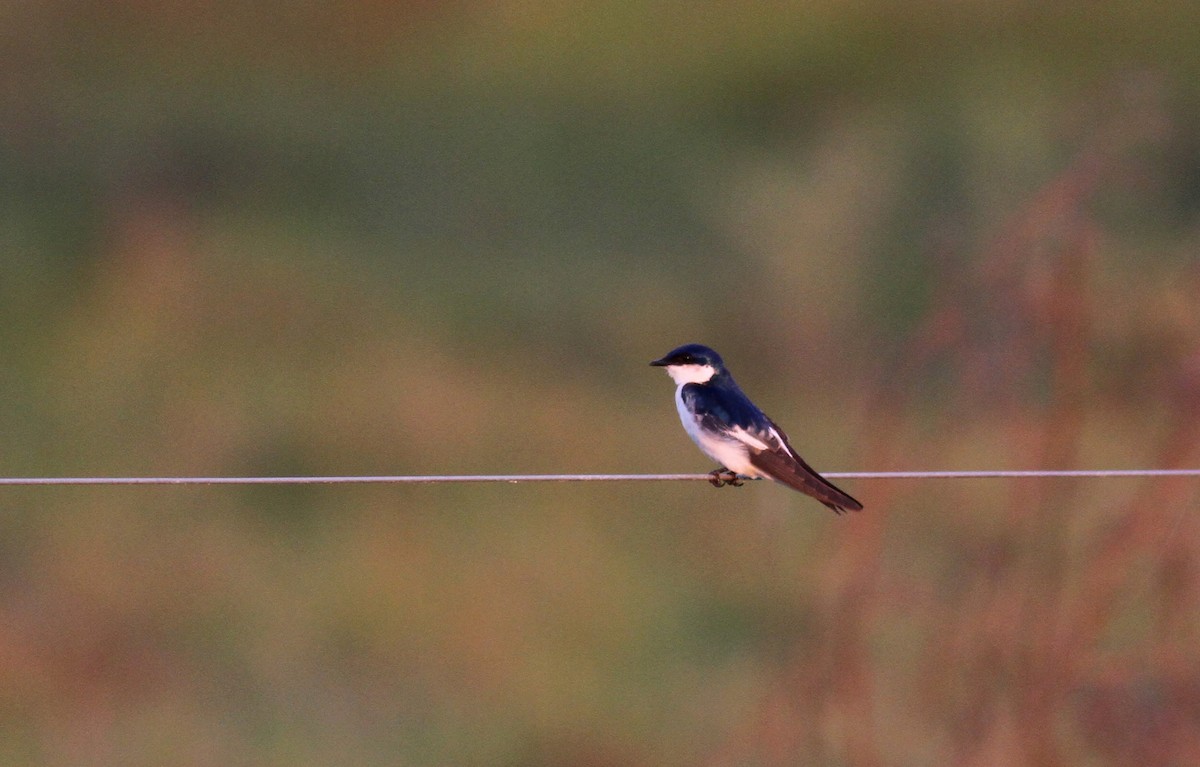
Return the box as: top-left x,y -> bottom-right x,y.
674,386 -> 758,475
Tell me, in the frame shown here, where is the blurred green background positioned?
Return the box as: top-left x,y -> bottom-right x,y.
4,2 -> 1200,765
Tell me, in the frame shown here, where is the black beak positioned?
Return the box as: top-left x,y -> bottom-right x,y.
649,357 -> 670,367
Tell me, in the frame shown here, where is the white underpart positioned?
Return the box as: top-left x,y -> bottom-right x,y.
672,384 -> 763,476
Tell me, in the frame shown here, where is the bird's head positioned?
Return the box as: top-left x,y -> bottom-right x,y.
650,343 -> 726,385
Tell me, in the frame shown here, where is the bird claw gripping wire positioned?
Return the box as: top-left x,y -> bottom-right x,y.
708,468 -> 744,488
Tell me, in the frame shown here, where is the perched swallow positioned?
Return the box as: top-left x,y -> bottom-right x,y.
650,343 -> 862,513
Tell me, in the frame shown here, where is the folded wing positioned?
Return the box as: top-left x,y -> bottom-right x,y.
682,383 -> 862,514
741,422 -> 863,514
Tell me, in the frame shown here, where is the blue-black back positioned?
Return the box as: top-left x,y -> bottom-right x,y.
681,372 -> 773,435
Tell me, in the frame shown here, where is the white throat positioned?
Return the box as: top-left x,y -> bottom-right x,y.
663,363 -> 717,386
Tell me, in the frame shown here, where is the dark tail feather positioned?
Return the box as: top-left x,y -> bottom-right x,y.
749,449 -> 863,514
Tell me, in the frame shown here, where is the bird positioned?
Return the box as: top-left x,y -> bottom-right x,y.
650,343 -> 862,514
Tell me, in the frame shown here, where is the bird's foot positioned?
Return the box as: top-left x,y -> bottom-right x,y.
708,468 -> 744,488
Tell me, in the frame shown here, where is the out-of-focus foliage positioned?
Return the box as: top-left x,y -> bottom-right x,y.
2,2 -> 1200,765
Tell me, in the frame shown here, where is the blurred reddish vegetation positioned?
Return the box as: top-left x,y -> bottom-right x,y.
2,3 -> 1200,766
708,96 -> 1200,766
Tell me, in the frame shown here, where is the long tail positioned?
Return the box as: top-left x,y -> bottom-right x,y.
749,449 -> 863,514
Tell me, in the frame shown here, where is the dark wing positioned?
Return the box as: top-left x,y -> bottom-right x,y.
683,381 -> 862,514
748,417 -> 863,514
680,380 -> 766,433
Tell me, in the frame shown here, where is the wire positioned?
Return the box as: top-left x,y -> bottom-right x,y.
0,469 -> 1198,486
0,474 -> 710,486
